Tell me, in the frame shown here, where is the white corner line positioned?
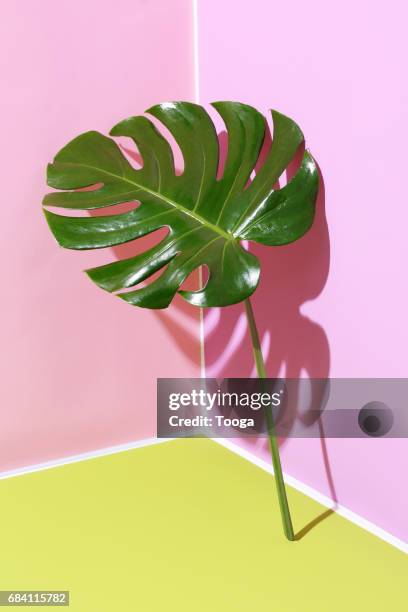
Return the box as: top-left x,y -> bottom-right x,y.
193,0 -> 205,377
213,438 -> 408,555
192,0 -> 200,104
0,437 -> 173,482
198,272 -> 206,379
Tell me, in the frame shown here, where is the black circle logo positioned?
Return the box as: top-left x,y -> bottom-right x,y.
358,402 -> 394,437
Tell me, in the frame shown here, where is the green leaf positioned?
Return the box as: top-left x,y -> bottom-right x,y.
42,101 -> 318,309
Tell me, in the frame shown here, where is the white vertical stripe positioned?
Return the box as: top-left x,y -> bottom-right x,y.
193,0 -> 200,104
193,0 -> 205,377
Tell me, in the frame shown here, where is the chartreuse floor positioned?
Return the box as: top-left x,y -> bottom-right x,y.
0,439 -> 406,611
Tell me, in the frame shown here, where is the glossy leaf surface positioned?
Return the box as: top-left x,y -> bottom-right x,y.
43,102 -> 318,309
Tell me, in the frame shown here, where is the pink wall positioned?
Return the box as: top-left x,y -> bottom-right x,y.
198,0 -> 408,541
0,0 -> 199,471
2,0 -> 406,543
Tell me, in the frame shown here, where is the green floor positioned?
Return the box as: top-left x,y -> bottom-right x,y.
1,439 -> 406,611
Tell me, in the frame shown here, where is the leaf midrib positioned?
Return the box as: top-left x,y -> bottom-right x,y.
53,161 -> 233,242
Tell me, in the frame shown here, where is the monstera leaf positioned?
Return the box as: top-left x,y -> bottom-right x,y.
43,101 -> 318,309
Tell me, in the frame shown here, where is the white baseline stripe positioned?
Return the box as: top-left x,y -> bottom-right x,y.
192,0 -> 200,104
213,438 -> 408,554
0,437 -> 172,482
1,434 -> 406,553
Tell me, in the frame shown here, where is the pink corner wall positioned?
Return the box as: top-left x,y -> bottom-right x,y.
198,0 -> 408,541
0,0 -> 199,471
2,0 -> 407,544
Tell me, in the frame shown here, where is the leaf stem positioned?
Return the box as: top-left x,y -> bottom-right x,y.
244,298 -> 295,541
